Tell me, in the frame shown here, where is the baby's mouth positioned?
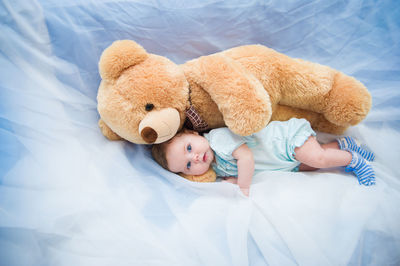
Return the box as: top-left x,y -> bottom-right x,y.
203,153 -> 207,162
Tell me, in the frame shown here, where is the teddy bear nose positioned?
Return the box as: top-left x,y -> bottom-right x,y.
141,127 -> 158,143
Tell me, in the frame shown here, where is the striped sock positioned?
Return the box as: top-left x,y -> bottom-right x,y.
337,136 -> 375,161
345,150 -> 375,186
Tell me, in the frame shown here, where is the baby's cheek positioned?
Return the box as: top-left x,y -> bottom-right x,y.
193,164 -> 208,175
201,164 -> 210,174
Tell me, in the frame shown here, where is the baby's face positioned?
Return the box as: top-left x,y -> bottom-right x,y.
166,132 -> 214,175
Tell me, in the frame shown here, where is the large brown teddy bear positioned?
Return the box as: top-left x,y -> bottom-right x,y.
97,40 -> 371,181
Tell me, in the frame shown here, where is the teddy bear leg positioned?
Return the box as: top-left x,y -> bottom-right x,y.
323,72 -> 372,127
312,116 -> 348,134
271,105 -> 347,134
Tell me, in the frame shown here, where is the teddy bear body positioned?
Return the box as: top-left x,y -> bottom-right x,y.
97,40 -> 371,145
183,44 -> 371,136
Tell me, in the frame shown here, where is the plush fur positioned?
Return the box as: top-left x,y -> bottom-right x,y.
97,40 -> 371,181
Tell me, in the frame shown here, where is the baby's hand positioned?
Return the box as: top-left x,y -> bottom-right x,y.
240,187 -> 250,197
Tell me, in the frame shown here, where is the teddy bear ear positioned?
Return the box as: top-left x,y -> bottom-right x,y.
98,40 -> 148,81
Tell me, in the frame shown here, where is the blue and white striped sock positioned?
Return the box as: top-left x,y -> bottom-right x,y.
337,136 -> 375,161
345,150 -> 375,186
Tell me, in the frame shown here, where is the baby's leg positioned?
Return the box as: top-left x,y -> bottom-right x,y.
298,163 -> 319,171
295,136 -> 375,186
320,137 -> 375,161
294,136 -> 352,168
297,139 -> 342,170
321,141 -> 340,150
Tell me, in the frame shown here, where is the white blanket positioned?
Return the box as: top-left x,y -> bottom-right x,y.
1,0 -> 399,265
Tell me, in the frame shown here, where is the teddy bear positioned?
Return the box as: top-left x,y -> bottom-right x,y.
97,40 -> 371,182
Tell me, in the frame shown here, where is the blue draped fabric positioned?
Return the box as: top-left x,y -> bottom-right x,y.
1,1 -> 399,265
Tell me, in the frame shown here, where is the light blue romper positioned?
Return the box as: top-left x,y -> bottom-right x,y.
203,118 -> 316,177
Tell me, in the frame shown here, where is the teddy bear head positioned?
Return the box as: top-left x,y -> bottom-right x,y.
97,40 -> 189,144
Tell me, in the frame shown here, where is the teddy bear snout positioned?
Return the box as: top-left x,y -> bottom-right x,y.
138,108 -> 181,144
141,127 -> 158,143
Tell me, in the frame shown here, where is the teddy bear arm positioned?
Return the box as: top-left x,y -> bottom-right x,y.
179,168 -> 217,182
191,54 -> 272,136
98,119 -> 122,141
271,104 -> 347,134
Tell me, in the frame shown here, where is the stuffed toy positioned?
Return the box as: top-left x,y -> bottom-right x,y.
97,40 -> 371,182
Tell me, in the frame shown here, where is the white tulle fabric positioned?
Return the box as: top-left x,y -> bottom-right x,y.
0,1 -> 399,265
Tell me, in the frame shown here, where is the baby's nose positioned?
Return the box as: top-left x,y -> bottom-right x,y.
193,153 -> 201,162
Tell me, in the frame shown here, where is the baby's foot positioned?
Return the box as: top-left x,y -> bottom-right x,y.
337,136 -> 375,161
345,150 -> 375,186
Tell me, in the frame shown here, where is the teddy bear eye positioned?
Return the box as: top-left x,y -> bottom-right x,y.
145,103 -> 154,111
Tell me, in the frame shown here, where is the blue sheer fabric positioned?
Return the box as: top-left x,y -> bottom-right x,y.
1,1 -> 399,265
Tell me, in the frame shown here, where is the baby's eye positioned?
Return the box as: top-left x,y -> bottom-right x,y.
187,144 -> 192,152
186,161 -> 191,169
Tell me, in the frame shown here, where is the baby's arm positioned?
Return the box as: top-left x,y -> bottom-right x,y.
232,144 -> 254,197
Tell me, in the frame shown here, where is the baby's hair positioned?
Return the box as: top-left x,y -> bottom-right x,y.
151,129 -> 196,172
151,141 -> 170,171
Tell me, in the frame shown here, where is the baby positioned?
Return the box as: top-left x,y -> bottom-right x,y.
152,118 -> 375,196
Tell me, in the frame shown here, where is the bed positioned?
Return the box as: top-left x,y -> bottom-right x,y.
1,0 -> 399,265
